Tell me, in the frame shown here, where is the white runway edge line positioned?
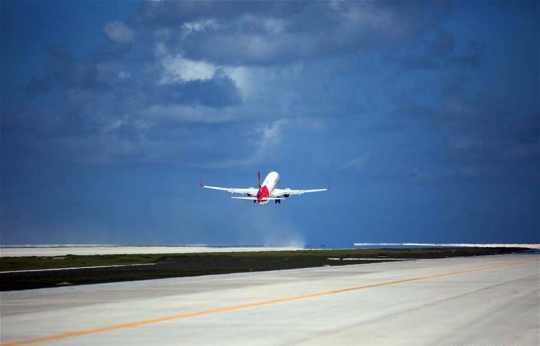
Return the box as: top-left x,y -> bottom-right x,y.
0,263 -> 156,274
1,258 -> 537,346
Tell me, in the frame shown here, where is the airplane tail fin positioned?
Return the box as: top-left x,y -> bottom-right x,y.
257,171 -> 262,189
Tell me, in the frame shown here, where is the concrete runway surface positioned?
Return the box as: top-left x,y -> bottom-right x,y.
1,254 -> 538,346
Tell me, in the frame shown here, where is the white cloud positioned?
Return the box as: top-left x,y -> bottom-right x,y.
256,119 -> 288,153
158,54 -> 261,99
181,19 -> 218,37
140,104 -> 239,124
223,66 -> 256,97
102,21 -> 135,45
101,118 -> 125,133
118,71 -> 132,80
341,153 -> 371,170
264,18 -> 287,35
159,54 -> 216,83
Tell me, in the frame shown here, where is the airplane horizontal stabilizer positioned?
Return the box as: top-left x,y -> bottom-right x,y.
231,197 -> 281,201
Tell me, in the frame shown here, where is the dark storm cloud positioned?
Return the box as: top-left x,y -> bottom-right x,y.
505,114 -> 540,144
153,73 -> 241,108
20,44 -> 241,112
18,43 -> 129,101
430,29 -> 455,57
5,34 -> 243,168
386,60 -> 538,184
440,110 -> 539,163
136,1 -> 452,66
443,74 -> 468,94
49,45 -> 110,92
14,0 -> 455,155
135,0 -> 307,26
23,77 -> 51,98
401,29 -> 484,70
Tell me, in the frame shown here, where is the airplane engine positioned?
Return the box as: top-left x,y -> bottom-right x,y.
247,187 -> 255,197
283,188 -> 291,198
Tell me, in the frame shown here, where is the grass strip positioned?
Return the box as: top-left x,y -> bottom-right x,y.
0,247 -> 524,291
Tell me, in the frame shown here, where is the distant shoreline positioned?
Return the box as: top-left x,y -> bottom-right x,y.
1,243 -> 538,257
354,243 -> 540,249
0,246 -> 305,258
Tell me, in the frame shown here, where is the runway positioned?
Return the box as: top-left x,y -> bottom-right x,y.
1,254 -> 538,346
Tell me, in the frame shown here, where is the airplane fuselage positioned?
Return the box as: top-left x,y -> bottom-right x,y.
256,171 -> 280,204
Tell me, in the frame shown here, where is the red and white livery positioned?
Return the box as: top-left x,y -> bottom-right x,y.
199,171 -> 329,205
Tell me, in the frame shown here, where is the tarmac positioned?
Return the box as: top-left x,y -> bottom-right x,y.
1,253 -> 538,346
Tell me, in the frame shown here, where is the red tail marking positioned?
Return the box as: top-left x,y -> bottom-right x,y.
257,185 -> 269,201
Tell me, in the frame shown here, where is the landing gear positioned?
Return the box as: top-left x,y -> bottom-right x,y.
274,199 -> 281,204
253,200 -> 257,204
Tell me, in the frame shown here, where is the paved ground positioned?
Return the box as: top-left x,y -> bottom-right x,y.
1,254 -> 538,346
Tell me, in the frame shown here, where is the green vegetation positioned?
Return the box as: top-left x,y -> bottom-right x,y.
0,247 -> 524,291
0,254 -> 163,271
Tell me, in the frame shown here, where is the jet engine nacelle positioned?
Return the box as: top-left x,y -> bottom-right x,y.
283,188 -> 291,198
247,187 -> 255,197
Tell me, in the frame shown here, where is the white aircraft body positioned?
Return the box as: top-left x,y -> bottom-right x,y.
200,171 -> 329,204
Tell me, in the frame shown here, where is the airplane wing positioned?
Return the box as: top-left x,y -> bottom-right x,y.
199,180 -> 258,196
272,187 -> 329,197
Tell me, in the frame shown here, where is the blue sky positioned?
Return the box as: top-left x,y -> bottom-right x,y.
1,1 -> 538,247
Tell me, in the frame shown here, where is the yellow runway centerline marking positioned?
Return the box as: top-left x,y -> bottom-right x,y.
2,259 -> 538,346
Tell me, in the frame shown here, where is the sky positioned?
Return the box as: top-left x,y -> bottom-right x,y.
1,0 -> 538,247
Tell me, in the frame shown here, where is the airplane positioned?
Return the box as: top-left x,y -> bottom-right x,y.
199,171 -> 329,204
